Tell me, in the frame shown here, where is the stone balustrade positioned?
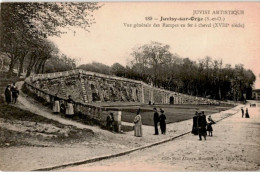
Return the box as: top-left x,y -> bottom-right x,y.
24,80 -> 122,132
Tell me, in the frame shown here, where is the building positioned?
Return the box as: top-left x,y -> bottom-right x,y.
252,89 -> 260,100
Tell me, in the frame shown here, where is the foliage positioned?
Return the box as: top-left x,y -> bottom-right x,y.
110,63 -> 126,77
44,54 -> 76,73
76,41 -> 256,101
0,2 -> 101,76
78,62 -> 110,75
0,2 -> 101,39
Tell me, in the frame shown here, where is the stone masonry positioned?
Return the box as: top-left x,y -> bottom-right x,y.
28,69 -> 233,106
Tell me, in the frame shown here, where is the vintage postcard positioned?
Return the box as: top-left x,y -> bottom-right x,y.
0,1 -> 259,172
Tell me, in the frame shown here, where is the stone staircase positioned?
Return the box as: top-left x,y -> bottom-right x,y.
80,78 -> 88,103
59,78 -> 67,98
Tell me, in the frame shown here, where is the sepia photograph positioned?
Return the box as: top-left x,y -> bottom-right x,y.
0,1 -> 259,172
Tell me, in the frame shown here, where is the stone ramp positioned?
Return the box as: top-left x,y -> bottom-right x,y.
27,69 -> 234,106
15,81 -> 110,134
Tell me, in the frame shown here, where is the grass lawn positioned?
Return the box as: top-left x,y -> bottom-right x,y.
106,104 -> 234,126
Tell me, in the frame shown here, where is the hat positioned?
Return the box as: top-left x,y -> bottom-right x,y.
160,108 -> 164,113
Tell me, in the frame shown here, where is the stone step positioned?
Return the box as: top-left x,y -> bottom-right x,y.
79,79 -> 88,103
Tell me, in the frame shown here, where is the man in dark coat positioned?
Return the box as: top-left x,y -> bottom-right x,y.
153,108 -> 159,135
197,112 -> 207,140
159,109 -> 166,134
5,85 -> 12,104
192,111 -> 198,135
241,108 -> 244,118
11,83 -> 19,104
201,111 -> 206,120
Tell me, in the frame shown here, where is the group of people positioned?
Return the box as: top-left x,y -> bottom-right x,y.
153,108 -> 166,135
52,94 -> 75,117
133,107 -> 167,137
4,82 -> 19,104
241,108 -> 250,118
192,111 -> 215,140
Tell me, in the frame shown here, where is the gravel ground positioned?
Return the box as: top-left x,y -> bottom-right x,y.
58,101 -> 260,171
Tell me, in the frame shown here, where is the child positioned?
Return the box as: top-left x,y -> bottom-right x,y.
207,116 -> 216,136
60,102 -> 66,115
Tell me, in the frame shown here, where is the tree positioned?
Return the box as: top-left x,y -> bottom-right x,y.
128,41 -> 256,101
1,2 -> 101,39
78,62 -> 110,75
25,39 -> 59,77
110,63 -> 126,77
131,41 -> 173,86
43,54 -> 76,73
0,2 -> 101,75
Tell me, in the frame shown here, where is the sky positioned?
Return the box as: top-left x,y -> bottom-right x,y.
49,2 -> 260,88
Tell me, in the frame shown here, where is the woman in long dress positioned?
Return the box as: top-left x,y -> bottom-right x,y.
53,94 -> 60,114
192,111 -> 198,135
134,109 -> 142,137
66,95 -> 74,117
245,108 -> 250,118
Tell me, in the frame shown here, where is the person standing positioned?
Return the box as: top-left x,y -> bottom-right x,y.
4,85 -> 12,104
201,111 -> 206,120
53,94 -> 60,114
134,109 -> 142,137
197,112 -> 207,141
60,101 -> 66,115
110,113 -> 116,132
192,111 -> 198,135
153,108 -> 159,135
245,108 -> 250,118
65,95 -> 74,117
159,109 -> 166,134
241,108 -> 244,118
11,83 -> 19,104
106,113 -> 114,131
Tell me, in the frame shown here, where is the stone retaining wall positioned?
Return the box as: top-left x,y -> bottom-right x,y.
24,69 -> 236,132
26,69 -> 236,106
24,80 -> 122,132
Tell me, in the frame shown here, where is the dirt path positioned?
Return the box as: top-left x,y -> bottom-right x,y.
58,101 -> 260,171
15,82 -> 112,134
0,81 -> 242,171
14,81 -> 240,146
